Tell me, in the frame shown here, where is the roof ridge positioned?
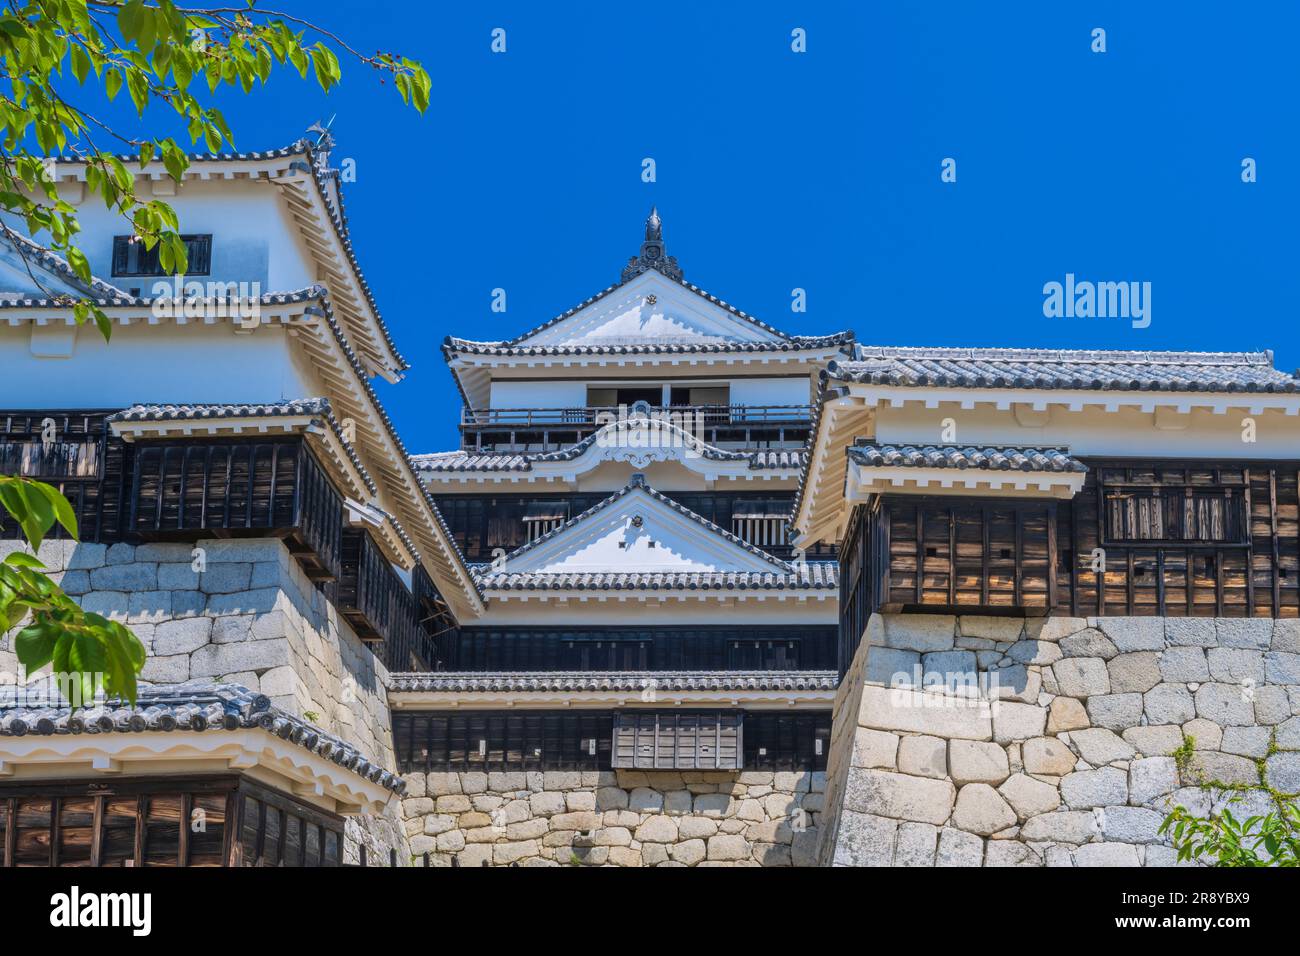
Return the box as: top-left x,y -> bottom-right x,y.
852,346 -> 1275,366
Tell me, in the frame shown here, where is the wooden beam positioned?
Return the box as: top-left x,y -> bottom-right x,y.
1271,469 -> 1281,615
90,795 -> 103,869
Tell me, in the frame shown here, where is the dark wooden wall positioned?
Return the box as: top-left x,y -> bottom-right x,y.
0,775 -> 343,867
1058,462 -> 1299,618
438,625 -> 837,673
393,710 -> 832,774
840,459 -> 1300,658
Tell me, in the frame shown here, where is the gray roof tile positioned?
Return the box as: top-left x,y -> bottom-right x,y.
389,670 -> 839,693
474,564 -> 838,591
848,443 -> 1085,473
831,347 -> 1298,393
0,681 -> 404,794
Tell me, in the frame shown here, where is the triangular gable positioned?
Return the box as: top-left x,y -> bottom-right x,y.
499,475 -> 789,576
513,271 -> 786,349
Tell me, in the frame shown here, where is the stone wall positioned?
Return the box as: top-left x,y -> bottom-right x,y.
0,537 -> 409,865
399,768 -> 824,866
819,613 -> 1300,866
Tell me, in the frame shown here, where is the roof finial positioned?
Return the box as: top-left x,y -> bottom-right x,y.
645,206 -> 662,242
622,206 -> 682,283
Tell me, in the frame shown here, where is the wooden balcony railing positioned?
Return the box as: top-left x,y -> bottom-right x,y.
458,404 -> 813,452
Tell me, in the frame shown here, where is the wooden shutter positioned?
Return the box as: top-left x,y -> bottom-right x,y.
611,711 -> 742,770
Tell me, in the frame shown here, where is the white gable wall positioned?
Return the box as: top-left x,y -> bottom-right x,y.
503,486 -> 779,575
517,272 -> 782,348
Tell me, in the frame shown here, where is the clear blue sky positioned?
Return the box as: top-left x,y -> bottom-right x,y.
83,2 -> 1300,451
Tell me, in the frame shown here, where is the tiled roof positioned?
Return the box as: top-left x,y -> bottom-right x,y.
301,295 -> 484,603
750,449 -> 807,470
389,670 -> 840,693
287,140 -> 409,372
474,563 -> 839,591
0,229 -> 129,300
110,398 -> 329,421
0,278 -> 325,310
108,397 -> 379,496
830,347 -> 1299,393
445,330 -> 854,357
412,420 -> 807,474
848,443 -> 1085,473
0,682 -> 405,794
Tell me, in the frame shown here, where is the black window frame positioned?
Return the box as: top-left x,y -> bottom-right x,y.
111,233 -> 213,277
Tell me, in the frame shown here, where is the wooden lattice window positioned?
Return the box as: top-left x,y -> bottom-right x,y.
731,512 -> 789,550
393,711 -> 614,773
612,711 -> 742,770
1101,467 -> 1249,545
522,502 -> 568,542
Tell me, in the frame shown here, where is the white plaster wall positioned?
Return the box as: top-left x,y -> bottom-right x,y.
488,379 -> 587,410
874,402 -> 1300,458
44,179 -> 315,292
0,322 -> 318,408
487,377 -> 810,411
730,377 -> 812,407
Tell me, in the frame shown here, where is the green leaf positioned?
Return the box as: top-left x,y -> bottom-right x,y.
3,551 -> 45,569
160,141 -> 189,181
66,245 -> 91,284
105,68 -> 123,102
32,481 -> 78,540
14,619 -> 58,675
119,0 -> 145,42
70,44 -> 91,84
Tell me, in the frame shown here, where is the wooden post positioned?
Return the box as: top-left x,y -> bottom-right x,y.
90,795 -> 103,869
1271,469 -> 1281,615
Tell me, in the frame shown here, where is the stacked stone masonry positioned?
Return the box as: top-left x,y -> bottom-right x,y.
818,613 -> 1300,867
399,768 -> 824,867
0,538 -> 409,866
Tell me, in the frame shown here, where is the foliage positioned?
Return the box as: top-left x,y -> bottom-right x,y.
0,476 -> 145,706
0,0 -> 429,706
1160,796 -> 1300,867
1171,733 -> 1196,777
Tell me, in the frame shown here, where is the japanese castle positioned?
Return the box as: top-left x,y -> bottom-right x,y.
2,138 -> 1298,868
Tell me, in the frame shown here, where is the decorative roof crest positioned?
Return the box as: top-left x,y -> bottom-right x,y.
621,206 -> 683,283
